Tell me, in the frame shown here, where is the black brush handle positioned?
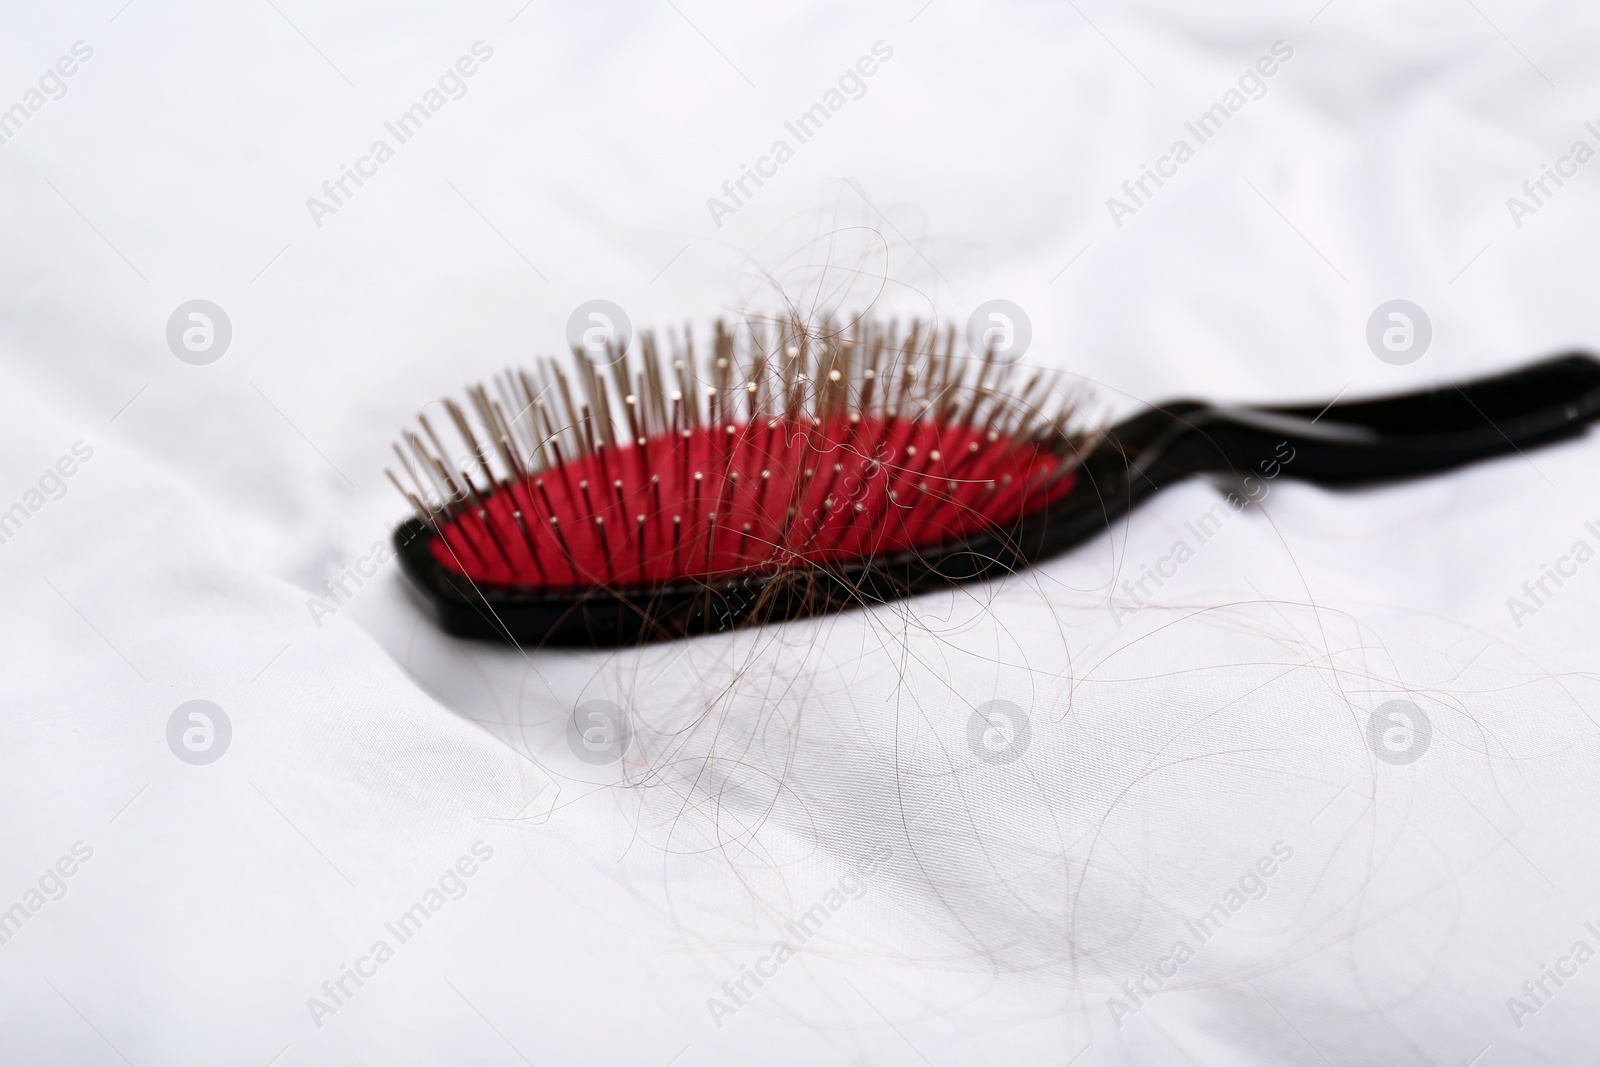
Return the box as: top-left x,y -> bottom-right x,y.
1113,352 -> 1600,490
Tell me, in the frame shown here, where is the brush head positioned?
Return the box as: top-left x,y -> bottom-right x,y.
389,318 -> 1096,644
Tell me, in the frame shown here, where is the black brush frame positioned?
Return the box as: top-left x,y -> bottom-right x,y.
395,352 -> 1600,647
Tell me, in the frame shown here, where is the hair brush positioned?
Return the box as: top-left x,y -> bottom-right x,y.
386,320 -> 1600,647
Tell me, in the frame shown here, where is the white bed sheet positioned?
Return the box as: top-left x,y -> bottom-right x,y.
3,1 -> 1600,1063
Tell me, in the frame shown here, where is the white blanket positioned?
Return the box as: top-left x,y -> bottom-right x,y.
3,1 -> 1598,1063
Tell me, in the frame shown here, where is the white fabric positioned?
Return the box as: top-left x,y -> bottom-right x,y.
3,1 -> 1599,1063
